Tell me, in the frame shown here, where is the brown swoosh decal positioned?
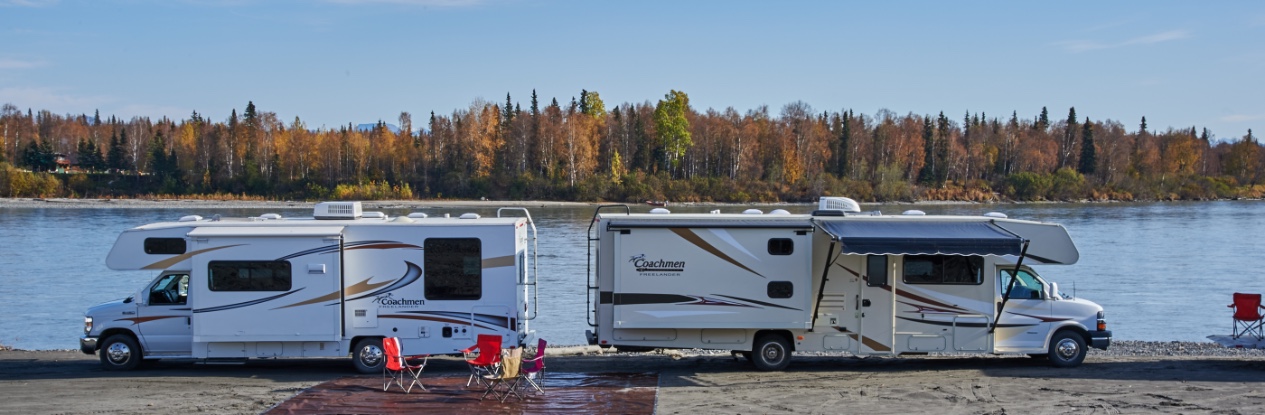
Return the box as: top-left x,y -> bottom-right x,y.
381,314 -> 497,330
274,277 -> 397,310
848,333 -> 891,352
482,255 -> 514,269
669,228 -> 765,278
346,243 -> 419,251
117,316 -> 184,325
142,244 -> 244,270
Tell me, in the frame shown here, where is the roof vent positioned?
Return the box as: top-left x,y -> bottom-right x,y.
362,211 -> 387,219
259,213 -> 282,220
178,215 -> 203,222
770,209 -> 790,215
743,209 -> 763,215
391,216 -> 414,223
818,197 -> 861,213
710,209 -> 721,214
459,213 -> 481,219
902,210 -> 926,216
983,212 -> 1008,218
407,212 -> 429,219
314,201 -> 362,220
649,208 -> 670,214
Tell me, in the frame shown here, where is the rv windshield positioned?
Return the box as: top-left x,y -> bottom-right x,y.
1000,268 -> 1043,300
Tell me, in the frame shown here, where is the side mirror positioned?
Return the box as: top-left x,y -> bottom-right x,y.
1048,282 -> 1062,300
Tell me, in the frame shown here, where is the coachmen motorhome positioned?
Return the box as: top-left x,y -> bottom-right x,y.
585,198 -> 1110,370
80,202 -> 537,372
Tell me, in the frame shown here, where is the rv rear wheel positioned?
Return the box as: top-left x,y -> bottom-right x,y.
352,338 -> 385,374
1047,331 -> 1087,368
751,334 -> 791,371
99,334 -> 142,371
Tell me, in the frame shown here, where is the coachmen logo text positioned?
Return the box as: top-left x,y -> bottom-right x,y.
629,254 -> 685,276
372,293 -> 426,307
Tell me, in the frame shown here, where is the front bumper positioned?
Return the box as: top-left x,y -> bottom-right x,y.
80,337 -> 97,355
1089,330 -> 1112,350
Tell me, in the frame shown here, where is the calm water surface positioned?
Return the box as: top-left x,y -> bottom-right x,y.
1,201 -> 1261,350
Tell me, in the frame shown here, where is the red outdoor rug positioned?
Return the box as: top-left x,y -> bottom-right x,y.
265,372 -> 658,415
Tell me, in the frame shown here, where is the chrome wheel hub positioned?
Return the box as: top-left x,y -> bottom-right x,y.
1055,338 -> 1080,359
106,342 -> 131,364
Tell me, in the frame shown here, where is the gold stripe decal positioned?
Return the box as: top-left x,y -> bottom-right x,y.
669,228 -> 765,278
482,255 -> 514,269
142,244 -> 244,270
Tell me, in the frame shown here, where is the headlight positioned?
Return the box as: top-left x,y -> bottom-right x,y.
84,316 -> 93,334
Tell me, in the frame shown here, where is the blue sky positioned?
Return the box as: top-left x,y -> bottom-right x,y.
2,1 -> 1263,141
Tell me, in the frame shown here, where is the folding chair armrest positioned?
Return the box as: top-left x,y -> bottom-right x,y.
460,345 -> 477,353
522,355 -> 544,363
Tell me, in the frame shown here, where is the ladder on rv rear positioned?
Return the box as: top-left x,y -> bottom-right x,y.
585,205 -> 630,327
497,208 -> 539,322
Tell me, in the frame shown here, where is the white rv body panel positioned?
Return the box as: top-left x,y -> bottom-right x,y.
586,205 -> 1110,370
83,204 -> 536,371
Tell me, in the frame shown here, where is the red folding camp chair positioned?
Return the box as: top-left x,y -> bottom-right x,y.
383,337 -> 428,393
462,334 -> 502,387
1230,293 -> 1265,340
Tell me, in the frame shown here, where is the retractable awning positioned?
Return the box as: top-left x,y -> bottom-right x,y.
814,219 -> 1024,257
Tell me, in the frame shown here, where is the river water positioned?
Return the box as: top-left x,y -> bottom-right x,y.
1,201 -> 1262,351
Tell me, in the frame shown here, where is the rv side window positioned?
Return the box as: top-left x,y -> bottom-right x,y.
866,255 -> 888,287
902,255 -> 983,285
767,281 -> 793,298
767,238 -> 794,255
208,261 -> 291,291
424,238 -> 482,300
1000,268 -> 1044,299
144,238 -> 186,255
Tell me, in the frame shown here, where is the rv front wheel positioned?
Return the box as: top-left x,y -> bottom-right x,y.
99,334 -> 142,371
352,338 -> 385,374
1048,331 -> 1087,368
751,334 -> 791,371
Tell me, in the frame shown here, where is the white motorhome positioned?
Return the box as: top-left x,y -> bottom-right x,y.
585,198 -> 1110,370
80,202 -> 537,372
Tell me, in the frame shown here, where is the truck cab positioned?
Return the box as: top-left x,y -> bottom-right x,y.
82,271 -> 194,370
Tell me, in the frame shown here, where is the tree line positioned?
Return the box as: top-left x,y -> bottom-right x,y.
1,91 -> 1262,202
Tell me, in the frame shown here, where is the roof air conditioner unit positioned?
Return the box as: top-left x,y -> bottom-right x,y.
314,201 -> 362,220
818,197 -> 861,213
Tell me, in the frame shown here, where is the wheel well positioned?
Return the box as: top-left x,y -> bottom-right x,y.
349,336 -> 382,356
97,329 -> 138,352
1052,326 -> 1090,345
754,330 -> 795,352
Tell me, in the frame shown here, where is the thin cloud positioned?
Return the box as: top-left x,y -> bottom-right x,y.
0,59 -> 46,69
1220,113 -> 1265,123
0,86 -> 108,111
0,0 -> 57,6
1054,30 -> 1190,53
324,0 -> 484,6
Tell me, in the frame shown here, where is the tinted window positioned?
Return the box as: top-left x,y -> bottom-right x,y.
866,255 -> 888,287
767,281 -> 793,298
767,238 -> 794,255
144,238 -> 186,255
208,261 -> 291,291
424,238 -> 482,300
902,255 -> 983,285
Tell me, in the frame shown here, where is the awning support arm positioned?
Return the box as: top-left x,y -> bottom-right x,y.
809,240 -> 840,332
990,240 -> 1030,334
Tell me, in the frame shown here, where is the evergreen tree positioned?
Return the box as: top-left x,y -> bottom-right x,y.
1078,119 -> 1096,175
579,89 -> 589,115
837,110 -> 850,177
1140,116 -> 1148,135
1062,107 -> 1078,169
93,109 -> 101,126
918,115 -> 935,185
1037,106 -> 1050,131
107,130 -> 124,172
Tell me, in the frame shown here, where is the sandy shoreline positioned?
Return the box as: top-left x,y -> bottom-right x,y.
4,345 -> 1265,414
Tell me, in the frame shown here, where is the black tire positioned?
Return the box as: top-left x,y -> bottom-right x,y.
352,337 -> 385,374
751,334 -> 792,371
1047,331 -> 1087,368
99,334 -> 142,371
